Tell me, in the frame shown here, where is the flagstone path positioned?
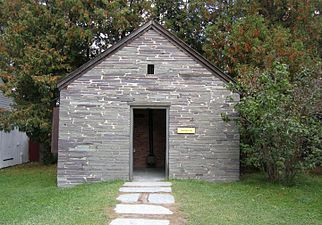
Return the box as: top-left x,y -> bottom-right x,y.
109,181 -> 182,225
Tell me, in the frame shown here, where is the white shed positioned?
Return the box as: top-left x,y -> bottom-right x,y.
0,129 -> 29,168
0,79 -> 29,168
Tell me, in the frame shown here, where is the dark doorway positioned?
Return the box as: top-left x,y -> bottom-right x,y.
132,108 -> 166,181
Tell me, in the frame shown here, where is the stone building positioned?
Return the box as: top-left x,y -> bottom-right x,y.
55,20 -> 240,187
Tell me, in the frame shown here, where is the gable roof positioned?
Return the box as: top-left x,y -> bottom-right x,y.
57,20 -> 234,90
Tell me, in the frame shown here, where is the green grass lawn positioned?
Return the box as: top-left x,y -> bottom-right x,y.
173,173 -> 322,225
0,164 -> 321,225
0,163 -> 122,225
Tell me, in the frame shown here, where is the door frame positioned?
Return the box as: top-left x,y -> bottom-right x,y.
129,106 -> 169,181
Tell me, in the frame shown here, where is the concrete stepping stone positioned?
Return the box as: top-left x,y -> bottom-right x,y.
123,182 -> 172,187
119,187 -> 171,193
117,194 -> 140,203
109,218 -> 170,225
148,194 -> 175,204
114,204 -> 173,215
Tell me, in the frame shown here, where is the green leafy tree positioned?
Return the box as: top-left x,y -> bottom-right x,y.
233,63 -> 321,183
255,0 -> 322,57
0,0 -> 150,163
203,1 -> 321,183
152,0 -> 233,53
204,15 -> 318,78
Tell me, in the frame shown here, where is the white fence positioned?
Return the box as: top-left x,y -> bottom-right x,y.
0,129 -> 29,169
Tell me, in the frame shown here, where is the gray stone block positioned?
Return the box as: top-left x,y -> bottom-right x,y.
114,204 -> 173,215
109,218 -> 170,225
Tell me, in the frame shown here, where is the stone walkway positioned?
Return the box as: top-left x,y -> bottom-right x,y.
109,181 -> 179,225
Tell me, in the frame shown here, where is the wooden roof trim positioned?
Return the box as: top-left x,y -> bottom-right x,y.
57,20 -> 234,90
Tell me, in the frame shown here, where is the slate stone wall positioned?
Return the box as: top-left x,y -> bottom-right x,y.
58,29 -> 240,187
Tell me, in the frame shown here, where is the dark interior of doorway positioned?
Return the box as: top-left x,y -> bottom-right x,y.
133,109 -> 166,181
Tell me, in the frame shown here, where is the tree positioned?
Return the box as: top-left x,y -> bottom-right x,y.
204,14 -> 319,78
152,0 -> 234,53
232,63 -> 321,183
0,0 -> 150,163
203,1 -> 321,183
255,0 -> 322,58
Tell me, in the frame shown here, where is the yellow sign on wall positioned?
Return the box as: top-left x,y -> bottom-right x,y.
177,128 -> 196,134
